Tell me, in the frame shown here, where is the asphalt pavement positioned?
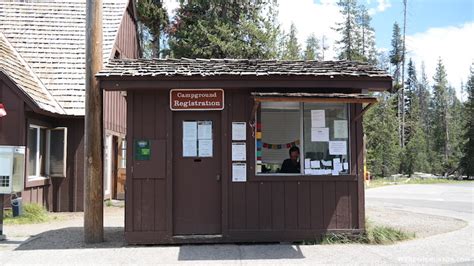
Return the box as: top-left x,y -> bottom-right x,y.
0,182 -> 473,265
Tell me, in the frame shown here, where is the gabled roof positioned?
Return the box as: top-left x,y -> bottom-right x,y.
98,58 -> 392,79
0,33 -> 65,114
0,0 -> 130,116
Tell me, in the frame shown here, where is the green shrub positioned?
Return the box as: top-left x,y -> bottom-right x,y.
3,203 -> 50,225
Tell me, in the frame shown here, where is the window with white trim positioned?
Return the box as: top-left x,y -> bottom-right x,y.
255,102 -> 350,175
28,125 -> 67,179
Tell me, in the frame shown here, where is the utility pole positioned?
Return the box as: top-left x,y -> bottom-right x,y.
401,0 -> 407,148
84,0 -> 104,243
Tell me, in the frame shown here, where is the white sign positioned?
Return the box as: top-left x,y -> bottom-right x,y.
311,110 -> 325,128
232,122 -> 246,141
343,162 -> 349,170
183,140 -> 197,157
183,121 -> 197,140
198,121 -> 212,140
304,158 -> 311,169
232,163 -> 247,182
321,160 -> 332,167
232,142 -> 246,161
334,120 -> 348,139
311,127 -> 329,142
329,141 -> 347,155
310,160 -> 321,169
198,139 -> 213,157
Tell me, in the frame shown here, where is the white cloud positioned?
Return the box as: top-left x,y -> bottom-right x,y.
406,22 -> 474,100
278,0 -> 342,59
368,0 -> 391,16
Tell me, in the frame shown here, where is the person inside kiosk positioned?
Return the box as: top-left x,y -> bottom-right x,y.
280,146 -> 300,173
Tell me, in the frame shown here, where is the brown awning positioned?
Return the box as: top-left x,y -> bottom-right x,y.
251,92 -> 378,104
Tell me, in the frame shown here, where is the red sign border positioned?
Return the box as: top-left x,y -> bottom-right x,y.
169,89 -> 225,111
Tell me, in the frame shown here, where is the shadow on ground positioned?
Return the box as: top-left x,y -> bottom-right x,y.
14,227 -> 125,250
13,227 -> 306,260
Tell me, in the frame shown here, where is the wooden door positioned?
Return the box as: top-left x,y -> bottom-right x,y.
173,111 -> 222,235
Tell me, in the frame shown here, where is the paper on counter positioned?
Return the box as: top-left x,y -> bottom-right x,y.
232,122 -> 246,141
321,160 -> 332,167
333,163 -> 343,172
329,141 -> 347,155
311,127 -> 329,142
232,163 -> 247,182
310,160 -> 321,169
304,169 -> 312,175
311,110 -> 325,128
304,159 -> 311,169
332,170 -> 340,176
334,120 -> 348,139
343,162 -> 349,170
333,158 -> 341,164
232,142 -> 246,161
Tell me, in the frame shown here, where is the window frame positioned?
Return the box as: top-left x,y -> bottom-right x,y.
27,125 -> 47,180
255,101 -> 351,177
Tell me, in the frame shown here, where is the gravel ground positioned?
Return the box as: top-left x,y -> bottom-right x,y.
366,206 -> 468,238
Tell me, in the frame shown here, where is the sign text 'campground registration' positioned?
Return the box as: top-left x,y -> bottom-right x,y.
170,89 -> 224,111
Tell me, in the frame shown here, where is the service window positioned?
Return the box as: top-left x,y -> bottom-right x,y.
256,102 -> 350,176
28,126 -> 47,179
47,128 -> 67,177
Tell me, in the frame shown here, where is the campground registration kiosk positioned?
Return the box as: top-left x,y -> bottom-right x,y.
98,59 -> 392,244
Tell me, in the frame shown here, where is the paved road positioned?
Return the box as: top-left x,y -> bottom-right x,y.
0,183 -> 473,265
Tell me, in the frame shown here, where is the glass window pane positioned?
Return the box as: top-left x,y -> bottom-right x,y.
303,103 -> 350,175
28,127 -> 38,176
39,128 -> 46,176
256,102 -> 301,174
49,129 -> 66,176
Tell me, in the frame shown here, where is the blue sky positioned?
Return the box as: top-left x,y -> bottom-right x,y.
163,0 -> 473,98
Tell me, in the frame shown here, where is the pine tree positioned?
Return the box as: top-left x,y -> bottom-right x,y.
137,0 -> 169,58
431,58 -> 450,174
168,0 -> 279,59
418,62 -> 431,132
335,0 -> 361,60
303,34 -> 320,60
282,23 -> 301,60
389,22 -> 403,86
402,59 -> 430,175
460,64 -> 474,177
364,94 -> 401,177
356,4 -> 377,64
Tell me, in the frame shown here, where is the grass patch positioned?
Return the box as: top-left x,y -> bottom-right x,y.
3,203 -> 55,225
318,220 -> 415,245
366,177 -> 469,189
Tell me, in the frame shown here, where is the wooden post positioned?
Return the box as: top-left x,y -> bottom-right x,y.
84,0 -> 104,243
0,195 -> 5,240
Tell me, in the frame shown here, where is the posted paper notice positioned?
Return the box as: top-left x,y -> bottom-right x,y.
334,120 -> 348,139
311,110 -> 325,128
232,142 -> 246,161
232,122 -> 246,141
183,121 -> 197,140
311,127 -> 329,142
329,141 -> 347,155
232,163 -> 247,182
198,139 -> 213,157
183,140 -> 197,157
197,121 -> 212,140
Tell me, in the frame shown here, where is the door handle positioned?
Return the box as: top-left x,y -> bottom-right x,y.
216,174 -> 221,181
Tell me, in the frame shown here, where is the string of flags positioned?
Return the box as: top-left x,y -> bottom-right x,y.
262,140 -> 300,150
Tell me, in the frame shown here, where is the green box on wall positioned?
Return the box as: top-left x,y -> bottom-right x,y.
135,140 -> 151,160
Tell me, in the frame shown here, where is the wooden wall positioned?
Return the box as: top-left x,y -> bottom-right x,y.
125,88 -> 365,244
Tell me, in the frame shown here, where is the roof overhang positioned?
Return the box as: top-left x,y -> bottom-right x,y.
252,92 -> 378,104
98,75 -> 393,92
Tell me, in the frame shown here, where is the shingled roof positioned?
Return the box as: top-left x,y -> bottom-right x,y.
97,58 -> 392,79
0,33 -> 64,114
0,0 -> 129,116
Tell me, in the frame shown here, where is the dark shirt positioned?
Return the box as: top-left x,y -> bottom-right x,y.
280,159 -> 300,173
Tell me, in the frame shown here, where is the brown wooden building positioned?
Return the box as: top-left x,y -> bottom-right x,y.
98,59 -> 392,244
0,0 -> 139,211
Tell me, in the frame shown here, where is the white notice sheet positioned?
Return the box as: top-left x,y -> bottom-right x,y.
198,139 -> 213,157
304,158 -> 311,169
232,163 -> 247,182
183,140 -> 197,157
310,160 -> 321,169
232,122 -> 247,141
232,142 -> 246,161
183,121 -> 197,140
343,162 -> 349,170
311,127 -> 329,142
334,120 -> 348,139
311,110 -> 325,128
197,121 -> 212,140
329,141 -> 347,155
